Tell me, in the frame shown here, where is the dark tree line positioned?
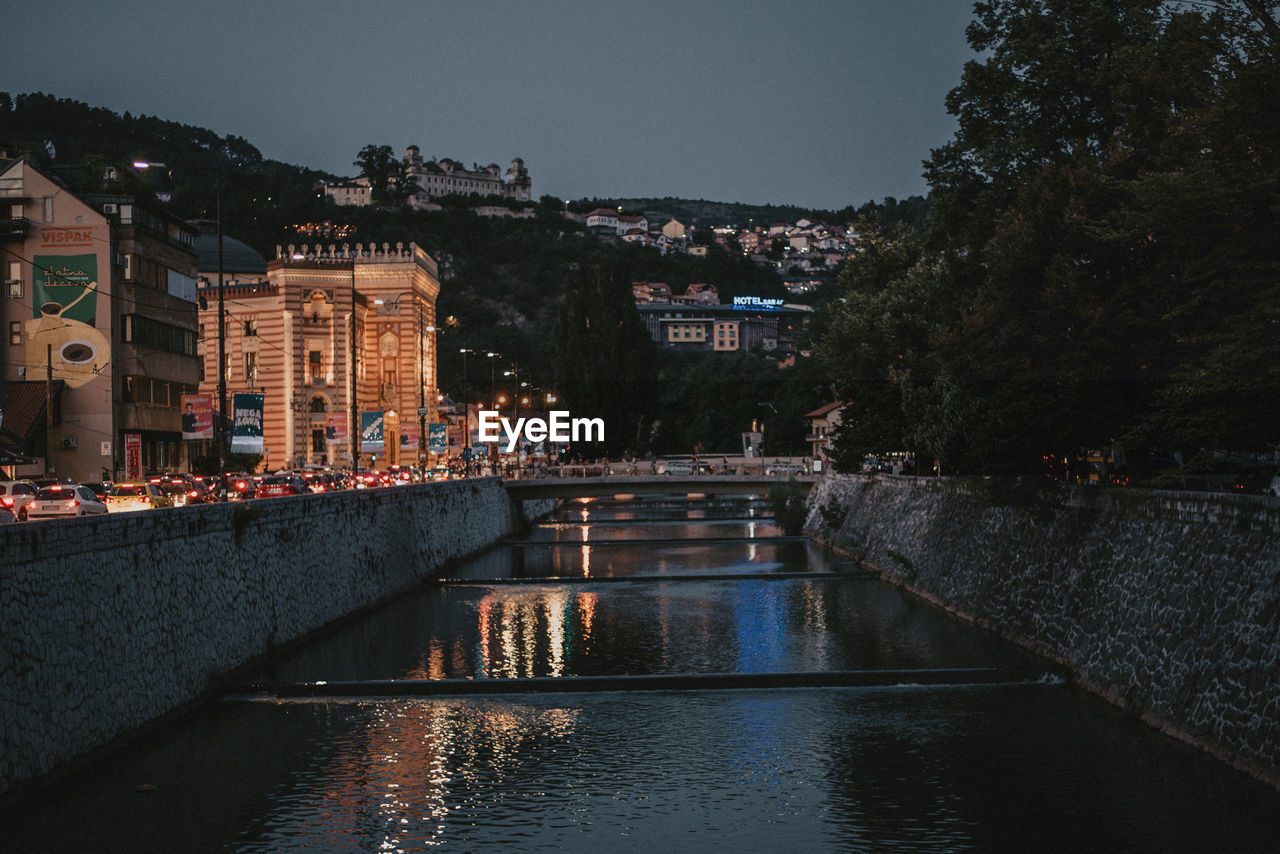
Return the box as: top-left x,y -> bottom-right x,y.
820,0 -> 1280,480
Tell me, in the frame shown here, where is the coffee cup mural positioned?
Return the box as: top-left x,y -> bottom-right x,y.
29,255 -> 110,388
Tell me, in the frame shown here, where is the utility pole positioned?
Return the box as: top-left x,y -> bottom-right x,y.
350,273 -> 360,468
216,182 -> 227,496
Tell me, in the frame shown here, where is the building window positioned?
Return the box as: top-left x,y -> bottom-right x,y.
223,353 -> 232,383
382,358 -> 397,387
244,319 -> 258,337
245,352 -> 258,385
8,321 -> 20,345
311,428 -> 325,454
309,350 -> 324,384
6,260 -> 21,299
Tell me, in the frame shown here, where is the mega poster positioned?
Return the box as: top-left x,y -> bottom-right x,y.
230,393 -> 265,453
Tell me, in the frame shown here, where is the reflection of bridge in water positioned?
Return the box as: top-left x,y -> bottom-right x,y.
501,473 -> 819,501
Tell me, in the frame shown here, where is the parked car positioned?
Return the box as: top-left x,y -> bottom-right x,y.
255,473 -> 309,498
80,482 -> 111,503
27,484 -> 109,518
185,480 -> 218,504
657,461 -> 694,476
0,479 -> 40,521
302,472 -> 337,493
765,461 -> 807,477
106,481 -> 174,512
223,473 -> 256,501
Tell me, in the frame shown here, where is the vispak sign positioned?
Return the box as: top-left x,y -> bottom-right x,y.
477,410 -> 603,453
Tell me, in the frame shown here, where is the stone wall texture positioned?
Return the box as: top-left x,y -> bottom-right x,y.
0,478 -> 545,798
807,474 -> 1280,786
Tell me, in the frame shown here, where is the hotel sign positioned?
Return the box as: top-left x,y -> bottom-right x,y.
733,296 -> 784,310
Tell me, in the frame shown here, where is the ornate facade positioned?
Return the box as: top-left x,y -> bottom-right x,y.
197,242 -> 440,471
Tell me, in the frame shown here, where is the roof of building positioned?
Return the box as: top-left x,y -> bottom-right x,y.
1,381 -> 63,446
804,401 -> 844,419
192,226 -> 269,275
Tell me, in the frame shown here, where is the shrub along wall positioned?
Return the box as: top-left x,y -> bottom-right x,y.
0,478 -> 547,799
807,474 -> 1280,787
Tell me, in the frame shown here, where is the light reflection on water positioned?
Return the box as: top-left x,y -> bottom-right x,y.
4,496 -> 1280,852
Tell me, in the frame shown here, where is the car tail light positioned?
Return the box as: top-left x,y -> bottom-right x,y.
141,496 -> 150,504
67,500 -> 79,509
236,480 -> 248,490
1,497 -> 12,509
190,490 -> 199,498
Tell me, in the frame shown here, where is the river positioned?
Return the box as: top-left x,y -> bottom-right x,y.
4,494 -> 1279,852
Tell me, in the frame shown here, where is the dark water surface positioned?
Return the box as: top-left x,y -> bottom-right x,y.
4,495 -> 1279,852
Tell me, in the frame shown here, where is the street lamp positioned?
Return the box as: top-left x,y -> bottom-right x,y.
136,159 -> 226,495
486,351 -> 500,410
459,348 -> 473,472
503,367 -> 521,415
486,351 -> 500,465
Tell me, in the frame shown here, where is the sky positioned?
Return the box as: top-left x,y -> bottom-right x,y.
6,0 -> 979,212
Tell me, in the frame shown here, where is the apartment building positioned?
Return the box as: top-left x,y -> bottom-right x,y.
0,157 -> 200,480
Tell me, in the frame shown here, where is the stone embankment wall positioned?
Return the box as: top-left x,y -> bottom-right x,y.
807,474 -> 1280,787
0,478 -> 546,798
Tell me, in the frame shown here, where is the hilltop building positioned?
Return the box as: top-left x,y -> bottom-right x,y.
402,146 -> 531,205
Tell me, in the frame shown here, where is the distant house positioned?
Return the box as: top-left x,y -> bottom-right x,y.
323,178 -> 372,207
632,281 -> 672,304
673,283 -> 718,306
617,213 -> 648,233
803,401 -> 845,461
586,208 -> 620,232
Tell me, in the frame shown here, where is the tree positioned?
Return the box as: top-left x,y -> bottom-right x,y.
819,0 -> 1280,476
353,144 -> 406,205
553,263 -> 658,457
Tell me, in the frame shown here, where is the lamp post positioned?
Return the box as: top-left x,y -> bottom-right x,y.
459,348 -> 473,473
486,351 -> 500,468
503,366 -> 521,415
486,351 -> 500,410
135,159 -> 226,496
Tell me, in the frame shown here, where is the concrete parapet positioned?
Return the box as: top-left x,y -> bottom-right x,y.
0,478 -> 547,798
807,474 -> 1280,787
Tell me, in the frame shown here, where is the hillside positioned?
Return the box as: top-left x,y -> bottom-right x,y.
2,92 -> 849,455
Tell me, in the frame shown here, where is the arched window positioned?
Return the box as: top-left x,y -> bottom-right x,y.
310,396 -> 326,413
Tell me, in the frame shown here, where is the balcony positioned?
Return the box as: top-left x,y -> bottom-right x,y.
0,217 -> 30,242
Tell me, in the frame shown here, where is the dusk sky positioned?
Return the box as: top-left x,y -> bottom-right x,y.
7,1 -> 978,211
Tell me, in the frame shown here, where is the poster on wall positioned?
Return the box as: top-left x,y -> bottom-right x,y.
325,413 -> 347,445
30,253 -> 110,388
428,422 -> 447,454
181,393 -> 214,440
360,411 -> 384,450
400,423 -> 419,450
124,433 -> 142,480
230,393 -> 265,453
